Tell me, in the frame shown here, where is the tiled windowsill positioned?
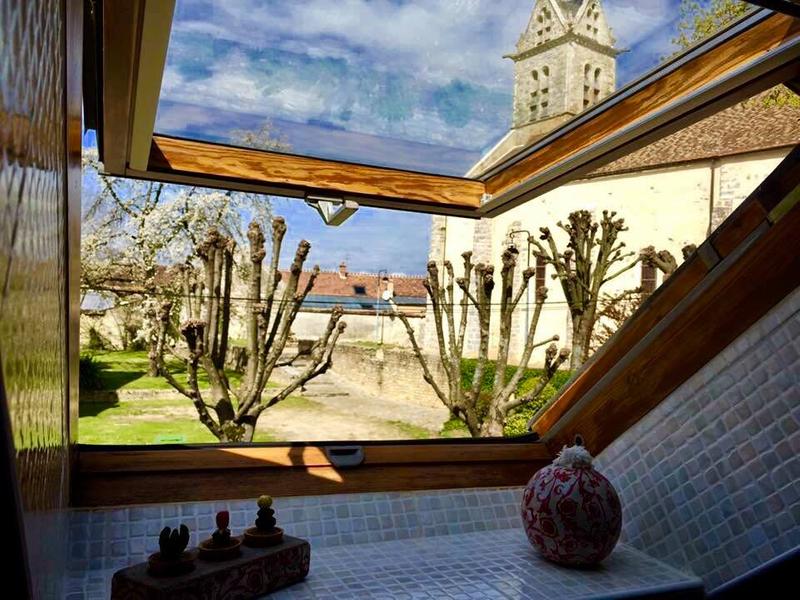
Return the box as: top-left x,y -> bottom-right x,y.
66,488 -> 703,599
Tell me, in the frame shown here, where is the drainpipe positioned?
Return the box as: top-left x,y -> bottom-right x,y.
507,229 -> 533,340
707,157 -> 720,237
376,269 -> 388,345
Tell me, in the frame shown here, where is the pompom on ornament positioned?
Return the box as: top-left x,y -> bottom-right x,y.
521,442 -> 622,566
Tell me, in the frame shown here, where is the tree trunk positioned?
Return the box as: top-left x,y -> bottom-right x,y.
147,345 -> 159,377
480,414 -> 505,437
569,312 -> 593,370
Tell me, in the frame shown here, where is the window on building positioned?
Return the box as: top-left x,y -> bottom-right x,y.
353,285 -> 367,295
594,68 -> 602,102
584,64 -> 592,107
641,262 -> 657,296
541,66 -> 550,116
535,255 -> 546,291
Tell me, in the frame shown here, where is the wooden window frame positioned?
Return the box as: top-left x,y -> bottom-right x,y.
78,3 -> 800,507
91,3 -> 800,219
73,440 -> 553,507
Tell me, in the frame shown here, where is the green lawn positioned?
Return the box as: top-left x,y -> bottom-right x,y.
79,398 -> 277,444
86,350 -> 243,391
79,350 -> 288,444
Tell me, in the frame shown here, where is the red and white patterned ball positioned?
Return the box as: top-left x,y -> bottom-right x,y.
521,446 -> 622,566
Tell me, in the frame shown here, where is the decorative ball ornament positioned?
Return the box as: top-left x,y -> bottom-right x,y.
521,444 -> 622,566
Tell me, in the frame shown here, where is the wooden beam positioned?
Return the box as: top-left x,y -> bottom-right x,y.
73,442 -> 551,507
74,460 -> 549,507
533,145 -> 800,440
128,0 -> 175,171
77,443 -> 551,473
744,1 -> 800,18
100,0 -> 142,172
481,11 -> 800,216
145,135 -> 485,214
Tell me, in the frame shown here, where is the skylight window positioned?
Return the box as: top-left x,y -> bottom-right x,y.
155,0 -> 682,177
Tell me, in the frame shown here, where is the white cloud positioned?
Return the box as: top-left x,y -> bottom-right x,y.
159,1 -> 683,157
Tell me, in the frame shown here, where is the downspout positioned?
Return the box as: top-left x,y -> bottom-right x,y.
707,157 -> 720,236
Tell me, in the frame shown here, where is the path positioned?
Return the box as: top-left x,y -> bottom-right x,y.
266,360 -> 449,440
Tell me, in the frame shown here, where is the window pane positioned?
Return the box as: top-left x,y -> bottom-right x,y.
155,0 -> 715,175
81,1 -> 798,445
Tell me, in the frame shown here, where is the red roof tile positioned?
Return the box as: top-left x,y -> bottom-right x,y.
282,269 -> 427,299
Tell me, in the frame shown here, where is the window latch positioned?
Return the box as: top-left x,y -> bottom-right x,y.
324,445 -> 364,468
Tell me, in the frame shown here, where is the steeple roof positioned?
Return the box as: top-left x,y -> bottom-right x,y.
556,0 -> 585,19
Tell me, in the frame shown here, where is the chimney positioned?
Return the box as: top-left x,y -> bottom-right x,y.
338,262 -> 347,279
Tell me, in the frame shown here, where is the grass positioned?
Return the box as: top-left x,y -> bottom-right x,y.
78,350 -> 301,444
84,350 -> 243,391
387,421 -> 432,440
79,398 -> 277,444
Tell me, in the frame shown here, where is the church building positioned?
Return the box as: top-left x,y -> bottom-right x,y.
425,0 -> 800,364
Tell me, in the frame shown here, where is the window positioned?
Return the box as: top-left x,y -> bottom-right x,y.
535,254 -> 546,291
540,66 -> 550,117
77,0 -> 800,504
584,64 -> 592,107
85,0 -> 794,455
641,262 -> 657,296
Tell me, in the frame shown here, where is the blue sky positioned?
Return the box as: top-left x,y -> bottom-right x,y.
87,1 -> 689,275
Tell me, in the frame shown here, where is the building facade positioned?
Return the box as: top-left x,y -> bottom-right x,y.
424,0 -> 800,366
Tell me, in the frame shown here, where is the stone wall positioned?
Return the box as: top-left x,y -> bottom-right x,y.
330,343 -> 446,409
290,310 -> 415,348
597,284 -> 800,592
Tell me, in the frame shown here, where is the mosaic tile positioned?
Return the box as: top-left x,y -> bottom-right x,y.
598,286 -> 800,593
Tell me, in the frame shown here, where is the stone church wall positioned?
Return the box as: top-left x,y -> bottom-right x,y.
424,148 -> 790,367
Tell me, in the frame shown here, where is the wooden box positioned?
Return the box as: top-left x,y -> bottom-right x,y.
110,535 -> 310,599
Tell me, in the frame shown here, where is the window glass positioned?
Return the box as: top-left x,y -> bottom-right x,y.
156,0 -> 703,176
81,1 -> 797,446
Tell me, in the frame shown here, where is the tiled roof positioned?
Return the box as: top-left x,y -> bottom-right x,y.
591,99 -> 800,176
283,269 -> 427,299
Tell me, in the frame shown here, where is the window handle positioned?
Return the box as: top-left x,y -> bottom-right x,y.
324,446 -> 364,468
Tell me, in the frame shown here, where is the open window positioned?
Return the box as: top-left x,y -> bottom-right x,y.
76,1 -> 800,505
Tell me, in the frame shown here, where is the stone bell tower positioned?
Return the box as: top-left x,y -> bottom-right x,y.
465,0 -> 620,177
507,0 -> 619,136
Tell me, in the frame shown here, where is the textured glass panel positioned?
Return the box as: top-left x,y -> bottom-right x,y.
0,0 -> 69,597
156,0 -> 686,175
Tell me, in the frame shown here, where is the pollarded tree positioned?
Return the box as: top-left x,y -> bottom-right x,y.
591,243 -> 699,351
82,123 -> 286,375
640,243 -> 697,278
392,249 -> 569,437
531,210 -> 640,370
155,218 -> 347,442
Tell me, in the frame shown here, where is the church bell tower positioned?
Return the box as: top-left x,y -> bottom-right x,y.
507,0 -> 620,134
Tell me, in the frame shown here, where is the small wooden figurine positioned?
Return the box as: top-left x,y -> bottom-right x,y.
147,524 -> 196,576
243,495 -> 284,547
198,510 -> 242,560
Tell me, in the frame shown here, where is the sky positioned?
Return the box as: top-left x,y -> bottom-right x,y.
86,0 -> 690,276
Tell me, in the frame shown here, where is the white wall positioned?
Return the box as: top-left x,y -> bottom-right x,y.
427,148 -> 789,366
